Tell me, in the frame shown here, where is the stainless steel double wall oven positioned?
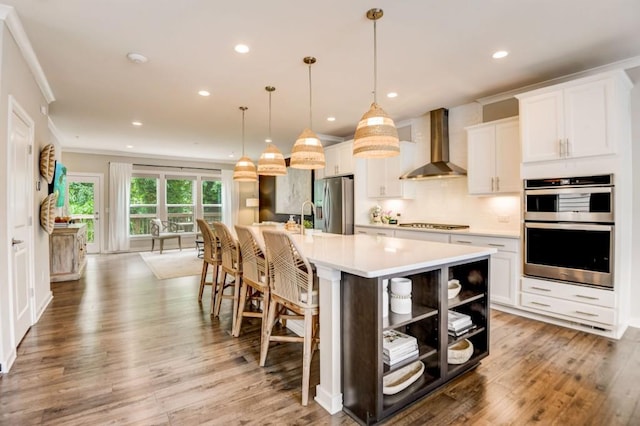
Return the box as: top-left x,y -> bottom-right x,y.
523,174 -> 614,289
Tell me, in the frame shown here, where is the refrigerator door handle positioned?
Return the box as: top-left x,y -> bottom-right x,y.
323,181 -> 331,233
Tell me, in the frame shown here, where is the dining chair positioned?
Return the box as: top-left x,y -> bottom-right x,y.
196,219 -> 221,303
233,225 -> 270,338
212,222 -> 242,328
261,229 -> 319,406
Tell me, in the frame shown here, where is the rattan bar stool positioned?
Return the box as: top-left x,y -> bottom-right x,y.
196,219 -> 221,303
212,222 -> 243,330
261,229 -> 319,406
233,225 -> 270,338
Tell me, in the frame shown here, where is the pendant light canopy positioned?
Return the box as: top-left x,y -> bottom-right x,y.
353,8 -> 400,159
290,56 -> 325,169
257,86 -> 287,176
233,106 -> 258,182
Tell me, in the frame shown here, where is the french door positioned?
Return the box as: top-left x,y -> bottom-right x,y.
67,173 -> 103,253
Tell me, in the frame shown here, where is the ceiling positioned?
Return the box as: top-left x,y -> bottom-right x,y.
3,0 -> 640,165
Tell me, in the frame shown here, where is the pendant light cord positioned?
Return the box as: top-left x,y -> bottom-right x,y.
241,108 -> 246,156
373,18 -> 377,104
308,63 -> 313,128
268,91 -> 272,142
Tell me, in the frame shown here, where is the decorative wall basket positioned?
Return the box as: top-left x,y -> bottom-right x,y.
39,144 -> 56,184
40,193 -> 58,234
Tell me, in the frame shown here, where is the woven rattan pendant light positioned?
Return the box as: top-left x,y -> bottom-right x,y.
353,8 -> 399,158
290,56 -> 325,169
233,106 -> 258,182
257,86 -> 287,176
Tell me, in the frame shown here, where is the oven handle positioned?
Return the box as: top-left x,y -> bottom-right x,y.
524,222 -> 614,232
524,186 -> 612,195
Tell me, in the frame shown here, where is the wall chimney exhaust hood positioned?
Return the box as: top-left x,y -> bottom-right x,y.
400,108 -> 466,180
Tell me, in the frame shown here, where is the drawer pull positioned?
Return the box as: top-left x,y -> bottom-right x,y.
575,310 -> 598,317
488,243 -> 505,247
455,240 -> 472,244
574,294 -> 598,301
530,301 -> 550,307
531,286 -> 551,292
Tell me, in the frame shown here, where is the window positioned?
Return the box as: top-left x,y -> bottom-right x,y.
202,179 -> 222,224
167,177 -> 195,232
128,170 -> 221,237
130,176 -> 158,235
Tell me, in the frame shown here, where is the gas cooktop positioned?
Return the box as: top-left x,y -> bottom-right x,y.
398,223 -> 470,230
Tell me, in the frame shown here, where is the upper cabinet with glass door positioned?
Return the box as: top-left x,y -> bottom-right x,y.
516,70 -> 633,163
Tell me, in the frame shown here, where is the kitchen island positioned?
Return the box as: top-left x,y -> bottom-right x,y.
284,232 -> 496,422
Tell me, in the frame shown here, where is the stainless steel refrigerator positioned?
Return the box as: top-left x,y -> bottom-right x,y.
317,176 -> 354,235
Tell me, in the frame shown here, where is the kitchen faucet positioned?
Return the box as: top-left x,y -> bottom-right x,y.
300,200 -> 315,235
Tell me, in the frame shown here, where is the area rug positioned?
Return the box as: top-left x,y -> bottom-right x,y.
139,250 -> 203,280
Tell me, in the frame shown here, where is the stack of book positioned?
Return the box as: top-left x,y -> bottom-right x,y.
448,310 -> 476,337
383,329 -> 419,366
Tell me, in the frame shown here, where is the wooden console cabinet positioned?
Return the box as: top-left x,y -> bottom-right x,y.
50,224 -> 87,282
341,256 -> 490,425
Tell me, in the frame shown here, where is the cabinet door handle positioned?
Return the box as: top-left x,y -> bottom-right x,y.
559,139 -> 564,157
495,176 -> 500,191
531,286 -> 551,292
12,238 -> 24,246
491,177 -> 494,192
488,243 -> 505,247
575,294 -> 598,301
575,310 -> 598,317
531,301 -> 551,307
565,139 -> 570,157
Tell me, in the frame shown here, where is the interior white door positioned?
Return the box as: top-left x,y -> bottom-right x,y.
9,101 -> 35,345
67,174 -> 102,253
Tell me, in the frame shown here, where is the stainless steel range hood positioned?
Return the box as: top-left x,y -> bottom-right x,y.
400,108 -> 466,180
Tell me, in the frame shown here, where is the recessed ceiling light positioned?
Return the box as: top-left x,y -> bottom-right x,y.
492,50 -> 509,59
131,121 -> 143,126
126,145 -> 134,149
126,52 -> 148,64
198,90 -> 210,97
265,138 -> 272,143
327,116 -> 336,122
234,44 -> 250,54
228,153 -> 235,158
387,92 -> 398,98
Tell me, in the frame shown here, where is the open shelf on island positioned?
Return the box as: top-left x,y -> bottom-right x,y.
383,304 -> 438,330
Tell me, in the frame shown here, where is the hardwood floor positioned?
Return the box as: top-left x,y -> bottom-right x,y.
1,252 -> 639,425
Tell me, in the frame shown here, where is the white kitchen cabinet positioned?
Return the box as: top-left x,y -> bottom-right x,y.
354,226 -> 394,237
466,117 -> 520,195
366,141 -> 416,199
517,71 -> 631,163
520,277 -> 615,329
323,140 -> 354,178
394,229 -> 450,243
449,234 -> 520,307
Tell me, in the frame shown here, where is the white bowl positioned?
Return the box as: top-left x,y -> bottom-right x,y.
448,339 -> 474,364
448,279 -> 461,299
390,277 -> 412,297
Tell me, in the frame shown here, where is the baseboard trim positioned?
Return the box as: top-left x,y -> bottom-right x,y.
1,348 -> 17,373
628,317 -> 640,329
35,291 -> 53,322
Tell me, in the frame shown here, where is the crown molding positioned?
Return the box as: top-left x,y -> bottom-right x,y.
0,5 -> 55,103
476,55 -> 640,105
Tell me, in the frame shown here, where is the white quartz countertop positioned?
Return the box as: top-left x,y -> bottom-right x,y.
355,223 -> 520,239
285,233 -> 496,278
